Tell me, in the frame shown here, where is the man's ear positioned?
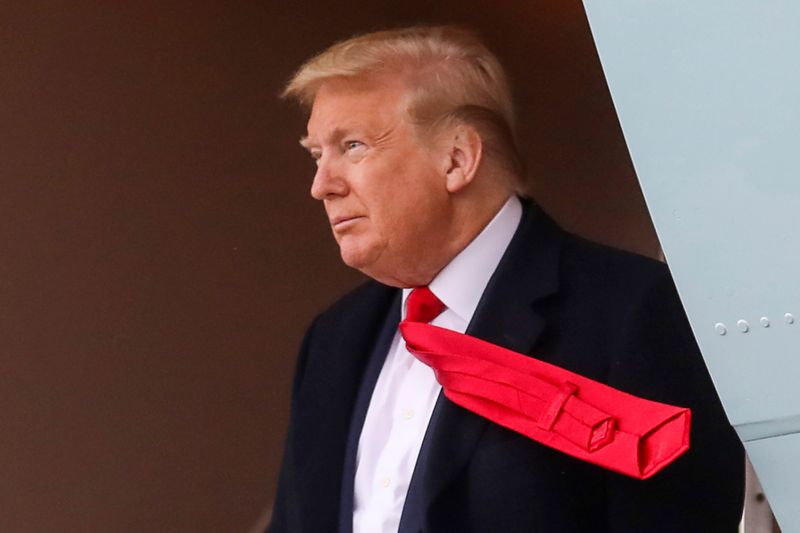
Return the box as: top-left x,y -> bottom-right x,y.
443,125 -> 483,194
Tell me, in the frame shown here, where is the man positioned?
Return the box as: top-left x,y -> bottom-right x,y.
271,26 -> 744,532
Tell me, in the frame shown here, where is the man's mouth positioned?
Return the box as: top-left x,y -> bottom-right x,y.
331,215 -> 364,231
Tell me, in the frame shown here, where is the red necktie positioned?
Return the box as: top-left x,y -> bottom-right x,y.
405,286 -> 447,323
400,287 -> 690,480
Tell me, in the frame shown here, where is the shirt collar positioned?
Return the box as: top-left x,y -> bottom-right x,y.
402,195 -> 523,323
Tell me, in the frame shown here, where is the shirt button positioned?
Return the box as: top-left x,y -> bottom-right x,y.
380,477 -> 391,488
401,408 -> 415,420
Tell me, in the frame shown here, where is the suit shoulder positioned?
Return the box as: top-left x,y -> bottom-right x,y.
560,233 -> 671,296
294,280 -> 397,388
554,234 -> 686,327
313,279 -> 397,329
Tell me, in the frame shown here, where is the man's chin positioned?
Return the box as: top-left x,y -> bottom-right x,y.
339,243 -> 396,281
339,247 -> 414,287
338,245 -> 374,272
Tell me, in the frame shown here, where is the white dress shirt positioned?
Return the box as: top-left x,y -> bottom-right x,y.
352,195 -> 523,533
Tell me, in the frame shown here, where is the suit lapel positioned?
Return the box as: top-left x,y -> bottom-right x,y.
469,200 -> 562,353
292,282 -> 398,532
338,291 -> 402,532
401,200 -> 564,530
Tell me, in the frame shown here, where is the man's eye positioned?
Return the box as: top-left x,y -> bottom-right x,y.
345,140 -> 365,151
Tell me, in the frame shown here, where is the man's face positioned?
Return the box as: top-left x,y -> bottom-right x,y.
302,77 -> 453,286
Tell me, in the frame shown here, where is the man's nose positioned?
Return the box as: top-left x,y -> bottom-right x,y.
310,157 -> 348,200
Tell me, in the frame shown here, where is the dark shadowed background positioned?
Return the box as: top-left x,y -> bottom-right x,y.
0,1 -> 657,531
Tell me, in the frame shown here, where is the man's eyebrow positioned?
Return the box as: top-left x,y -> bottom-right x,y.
299,128 -> 353,151
299,136 -> 314,150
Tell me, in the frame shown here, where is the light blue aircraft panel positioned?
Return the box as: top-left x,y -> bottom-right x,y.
581,1 -> 800,529
746,433 -> 800,528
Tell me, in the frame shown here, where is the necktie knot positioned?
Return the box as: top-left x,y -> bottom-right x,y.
405,286 -> 445,324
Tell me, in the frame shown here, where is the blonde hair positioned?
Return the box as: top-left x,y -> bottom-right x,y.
282,26 -> 525,189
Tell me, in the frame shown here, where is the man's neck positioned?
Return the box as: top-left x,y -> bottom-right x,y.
413,195 -> 523,321
420,191 -> 516,285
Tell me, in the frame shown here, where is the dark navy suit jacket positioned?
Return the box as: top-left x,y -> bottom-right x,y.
269,201 -> 744,532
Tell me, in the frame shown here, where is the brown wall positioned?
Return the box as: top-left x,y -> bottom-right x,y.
0,1 -> 655,531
